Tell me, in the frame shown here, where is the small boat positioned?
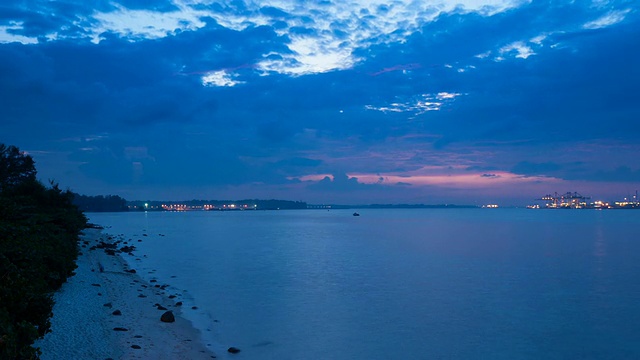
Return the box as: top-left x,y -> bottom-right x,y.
352,212 -> 360,216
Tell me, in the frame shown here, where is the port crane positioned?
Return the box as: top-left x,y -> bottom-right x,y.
539,192 -> 591,208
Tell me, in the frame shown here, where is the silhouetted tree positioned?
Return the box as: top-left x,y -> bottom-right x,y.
72,193 -> 128,212
0,144 -> 36,193
0,143 -> 87,359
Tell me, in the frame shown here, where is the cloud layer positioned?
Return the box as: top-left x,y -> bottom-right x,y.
1,0 -> 639,204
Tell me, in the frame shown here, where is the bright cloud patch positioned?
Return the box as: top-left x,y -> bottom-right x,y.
72,0 -> 528,75
500,41 -> 535,59
583,9 -> 631,29
0,22 -> 39,44
366,92 -> 463,116
90,4 -> 207,43
201,70 -> 244,87
258,35 -> 359,75
250,0 -> 528,75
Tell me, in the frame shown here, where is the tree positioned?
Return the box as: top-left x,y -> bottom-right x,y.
0,144 -> 36,193
0,143 -> 87,359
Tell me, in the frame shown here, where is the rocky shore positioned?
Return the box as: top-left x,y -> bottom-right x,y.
36,228 -> 216,359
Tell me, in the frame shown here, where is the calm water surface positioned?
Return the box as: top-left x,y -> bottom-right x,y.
89,209 -> 640,359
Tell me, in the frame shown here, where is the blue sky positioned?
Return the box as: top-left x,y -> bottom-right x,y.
1,0 -> 639,205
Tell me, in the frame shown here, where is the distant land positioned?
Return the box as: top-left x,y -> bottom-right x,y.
126,200 -> 478,211
72,193 -> 640,213
71,194 -> 478,212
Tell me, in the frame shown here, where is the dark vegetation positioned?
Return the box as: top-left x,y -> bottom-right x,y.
0,144 -> 87,359
72,193 -> 128,212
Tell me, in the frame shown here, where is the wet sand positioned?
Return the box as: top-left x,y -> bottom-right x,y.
36,228 -> 216,359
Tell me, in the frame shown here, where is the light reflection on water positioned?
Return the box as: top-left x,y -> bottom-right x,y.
90,209 -> 640,359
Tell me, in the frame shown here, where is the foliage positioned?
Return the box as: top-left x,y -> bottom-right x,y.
0,144 -> 87,359
0,145 -> 36,193
72,193 -> 128,212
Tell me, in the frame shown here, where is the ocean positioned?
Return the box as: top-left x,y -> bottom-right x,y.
88,209 -> 640,359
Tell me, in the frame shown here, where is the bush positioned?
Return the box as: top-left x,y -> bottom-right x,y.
0,144 -> 87,359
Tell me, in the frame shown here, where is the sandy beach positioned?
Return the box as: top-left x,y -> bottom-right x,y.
36,228 -> 216,360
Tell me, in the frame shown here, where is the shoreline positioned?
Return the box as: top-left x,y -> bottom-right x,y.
36,228 -> 216,359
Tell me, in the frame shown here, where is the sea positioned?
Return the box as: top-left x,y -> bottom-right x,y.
88,209 -> 640,359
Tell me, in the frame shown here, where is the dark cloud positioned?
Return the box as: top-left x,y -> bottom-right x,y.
589,166 -> 640,182
275,157 -> 322,168
116,0 -> 179,12
512,161 -> 562,177
309,174 -> 366,192
1,0 -> 639,203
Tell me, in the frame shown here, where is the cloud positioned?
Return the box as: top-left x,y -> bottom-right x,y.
365,92 -> 463,116
512,161 -> 562,176
583,9 -> 631,30
371,63 -> 422,76
1,0 -> 531,76
2,0 -> 639,204
90,3 -> 208,43
499,41 -> 535,59
307,173 -> 370,192
589,166 -> 640,182
201,70 -> 244,87
0,22 -> 38,44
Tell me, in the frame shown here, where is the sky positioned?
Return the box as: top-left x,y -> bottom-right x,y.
1,0 -> 639,206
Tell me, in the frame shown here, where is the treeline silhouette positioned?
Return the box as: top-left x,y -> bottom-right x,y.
0,144 -> 87,359
72,193 -> 128,212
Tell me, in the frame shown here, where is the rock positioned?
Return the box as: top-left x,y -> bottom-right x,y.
227,347 -> 241,354
103,302 -> 112,308
160,311 -> 175,323
168,295 -> 176,299
91,283 -> 101,287
112,310 -> 122,316
113,327 -> 128,331
156,305 -> 168,311
131,345 -> 141,349
175,301 -> 183,306
191,306 -> 198,310
120,245 -> 136,254
138,294 -> 147,298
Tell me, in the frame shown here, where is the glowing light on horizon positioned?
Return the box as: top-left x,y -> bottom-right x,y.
293,168 -> 561,189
